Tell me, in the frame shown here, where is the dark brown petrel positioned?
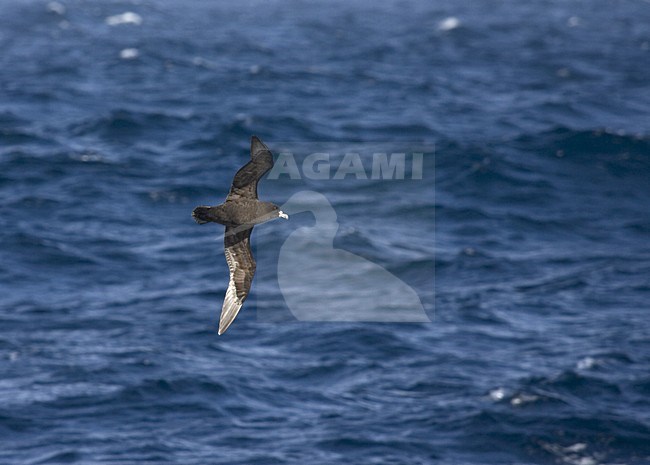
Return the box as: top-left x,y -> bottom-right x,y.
192,136 -> 288,335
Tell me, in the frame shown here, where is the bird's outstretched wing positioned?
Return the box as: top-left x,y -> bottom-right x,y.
219,226 -> 255,335
227,136 -> 273,201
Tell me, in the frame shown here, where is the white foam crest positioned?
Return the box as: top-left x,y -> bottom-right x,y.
488,387 -> 506,401
120,48 -> 139,60
576,356 -> 597,370
438,17 -> 460,31
106,12 -> 143,26
47,1 -> 66,15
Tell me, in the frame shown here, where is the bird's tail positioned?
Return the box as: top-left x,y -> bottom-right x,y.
192,206 -> 213,224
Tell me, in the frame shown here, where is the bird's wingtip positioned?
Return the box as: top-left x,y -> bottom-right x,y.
217,321 -> 227,335
250,135 -> 269,156
218,316 -> 234,335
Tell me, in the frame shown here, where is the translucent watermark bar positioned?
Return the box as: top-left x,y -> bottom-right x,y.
252,141 -> 435,325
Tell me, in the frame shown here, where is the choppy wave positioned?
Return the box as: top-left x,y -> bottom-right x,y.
1,0 -> 650,464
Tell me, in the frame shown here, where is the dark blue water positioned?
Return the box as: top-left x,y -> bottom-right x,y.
2,0 -> 650,463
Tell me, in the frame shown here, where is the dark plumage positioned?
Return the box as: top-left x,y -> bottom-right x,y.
192,136 -> 288,334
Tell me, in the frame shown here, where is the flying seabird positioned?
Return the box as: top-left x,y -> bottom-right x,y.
192,136 -> 288,335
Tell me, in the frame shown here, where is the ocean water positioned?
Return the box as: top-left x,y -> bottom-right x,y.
2,0 -> 650,464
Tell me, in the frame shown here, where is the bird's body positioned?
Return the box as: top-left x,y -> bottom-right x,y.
193,199 -> 283,227
192,136 -> 288,335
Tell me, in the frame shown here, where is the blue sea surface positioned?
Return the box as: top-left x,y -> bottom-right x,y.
2,0 -> 650,464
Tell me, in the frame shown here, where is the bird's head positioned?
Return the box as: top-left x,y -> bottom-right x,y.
256,202 -> 289,223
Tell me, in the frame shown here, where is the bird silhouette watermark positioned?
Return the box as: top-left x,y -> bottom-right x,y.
275,190 -> 430,323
